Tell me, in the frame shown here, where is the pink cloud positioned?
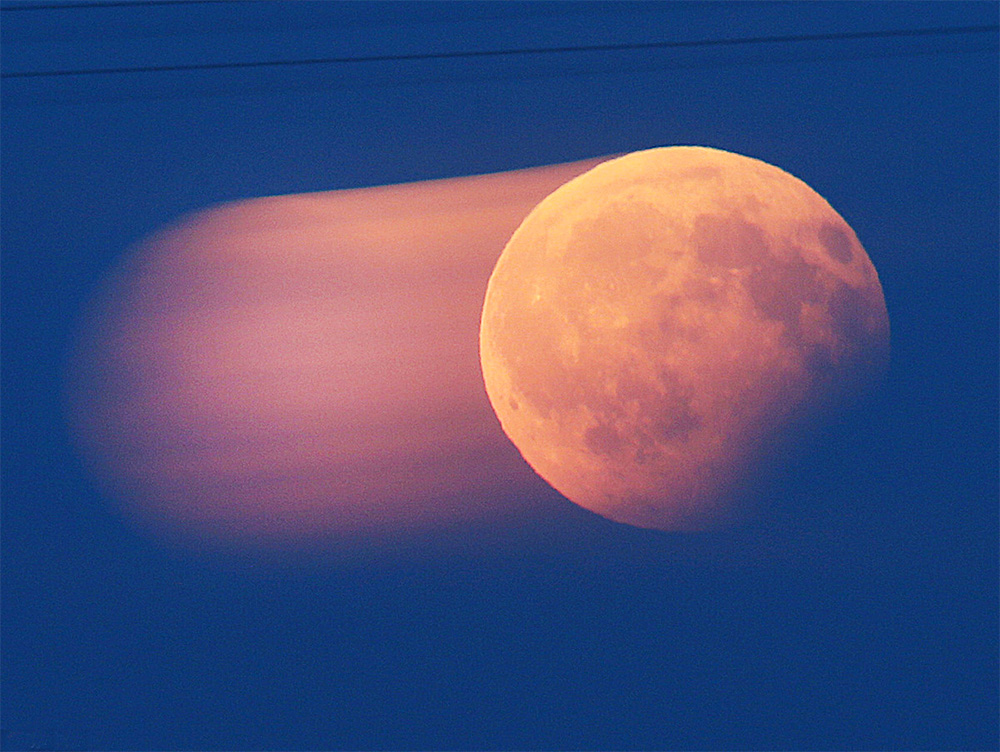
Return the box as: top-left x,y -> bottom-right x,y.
65,157 -> 612,548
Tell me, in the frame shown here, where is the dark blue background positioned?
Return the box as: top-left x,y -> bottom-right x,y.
2,2 -> 997,750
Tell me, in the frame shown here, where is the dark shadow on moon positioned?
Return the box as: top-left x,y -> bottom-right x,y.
692,211 -> 769,268
819,222 -> 856,264
583,368 -> 701,465
583,380 -> 894,568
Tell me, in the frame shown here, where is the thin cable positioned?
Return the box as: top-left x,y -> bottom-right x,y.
0,1 -> 238,10
3,24 -> 996,79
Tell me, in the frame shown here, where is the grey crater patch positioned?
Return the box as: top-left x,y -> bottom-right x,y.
585,422 -> 624,456
583,369 -> 700,463
691,211 -> 829,347
691,212 -> 768,268
745,250 -> 823,341
646,370 -> 701,444
828,284 -> 872,345
818,222 -> 854,264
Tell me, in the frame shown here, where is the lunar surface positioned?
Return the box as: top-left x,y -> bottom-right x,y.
479,146 -> 890,531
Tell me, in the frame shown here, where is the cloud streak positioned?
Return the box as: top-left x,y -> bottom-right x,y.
65,157 -> 612,548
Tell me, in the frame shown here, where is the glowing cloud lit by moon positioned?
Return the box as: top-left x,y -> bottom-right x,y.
64,158 -> 610,547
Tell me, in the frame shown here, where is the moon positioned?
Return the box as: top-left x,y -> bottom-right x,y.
479,146 -> 890,531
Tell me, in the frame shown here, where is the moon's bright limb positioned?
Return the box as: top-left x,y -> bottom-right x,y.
479,146 -> 890,531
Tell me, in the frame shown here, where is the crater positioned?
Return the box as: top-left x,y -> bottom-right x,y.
818,222 -> 854,264
745,253 -> 823,340
650,403 -> 701,443
692,212 -> 768,268
639,370 -> 701,444
582,369 -> 700,461
586,422 -> 624,456
647,278 -> 723,345
828,284 -> 869,344
568,202 -> 678,271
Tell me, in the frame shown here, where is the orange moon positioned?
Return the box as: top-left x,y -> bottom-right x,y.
479,146 -> 890,531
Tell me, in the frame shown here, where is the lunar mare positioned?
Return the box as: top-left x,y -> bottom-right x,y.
479,146 -> 890,531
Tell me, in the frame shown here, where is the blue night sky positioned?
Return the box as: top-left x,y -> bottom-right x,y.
2,2 -> 997,750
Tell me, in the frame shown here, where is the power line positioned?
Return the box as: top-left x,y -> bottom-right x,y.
0,0 -> 237,10
3,24 -> 996,80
